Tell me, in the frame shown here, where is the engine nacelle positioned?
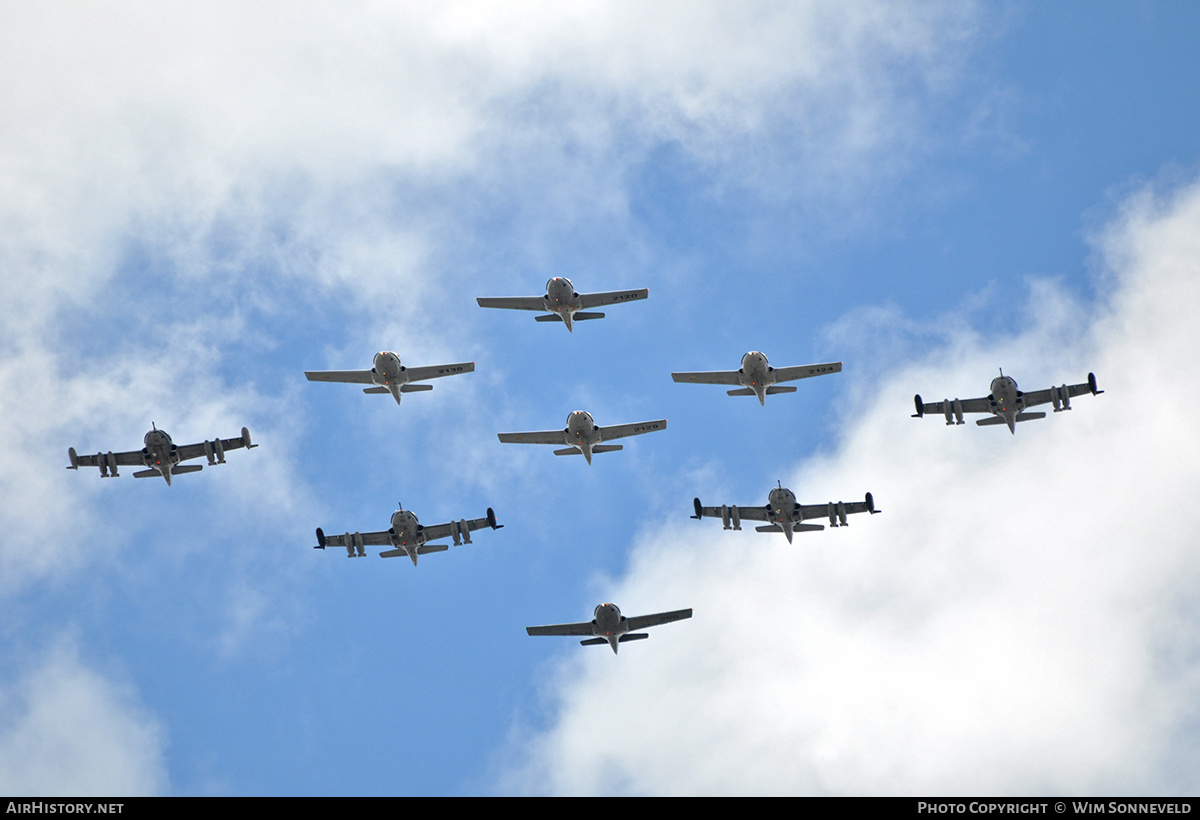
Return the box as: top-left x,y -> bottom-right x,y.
459,519 -> 471,545
214,437 -> 226,463
315,527 -> 326,549
204,440 -> 216,465
836,501 -> 848,527
943,399 -> 953,426
720,505 -> 730,530
827,502 -> 837,527
106,451 -> 119,478
1059,385 -> 1071,411
730,505 -> 741,531
951,399 -> 964,425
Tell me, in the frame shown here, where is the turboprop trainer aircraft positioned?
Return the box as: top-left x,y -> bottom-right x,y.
912,370 -> 1103,434
671,351 -> 841,405
691,483 -> 880,544
67,425 -> 257,486
526,603 -> 693,654
497,411 -> 666,464
476,277 -> 648,332
305,351 -> 473,405
314,504 -> 502,566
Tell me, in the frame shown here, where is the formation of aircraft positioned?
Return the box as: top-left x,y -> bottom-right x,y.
67,425 -> 257,486
305,351 -> 474,405
671,351 -> 841,405
692,483 -> 880,544
314,505 -> 503,566
498,411 -> 666,464
913,370 -> 1104,434
526,603 -> 693,654
476,277 -> 648,332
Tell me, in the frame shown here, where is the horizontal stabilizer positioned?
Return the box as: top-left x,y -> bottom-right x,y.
579,638 -> 608,646
618,633 -> 649,643
170,465 -> 203,475
362,387 -> 389,394
417,543 -> 450,555
727,388 -> 756,397
765,386 -> 797,395
793,523 -> 824,532
553,447 -> 583,456
976,412 -> 1046,426
591,445 -> 623,453
572,312 -> 605,321
133,469 -> 161,479
400,383 -> 433,392
535,314 -> 564,323
379,548 -> 408,559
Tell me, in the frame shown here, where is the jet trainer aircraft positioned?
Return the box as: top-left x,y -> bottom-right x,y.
526,603 -> 693,654
912,370 -> 1103,434
692,483 -> 880,544
497,411 -> 666,464
476,277 -> 648,332
305,351 -> 474,405
67,425 -> 257,486
671,351 -> 842,405
314,504 -> 502,566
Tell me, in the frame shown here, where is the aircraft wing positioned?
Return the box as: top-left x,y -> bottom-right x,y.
498,429 -> 566,445
476,296 -> 546,312
598,419 -> 667,440
526,620 -> 596,637
70,449 -> 146,468
417,510 -> 501,543
671,370 -> 741,386
624,608 -> 693,631
175,430 -> 255,462
317,530 -> 393,548
771,361 -> 842,382
578,288 -> 649,309
1019,374 -> 1103,409
797,495 -> 878,521
400,362 -> 475,382
305,369 -> 375,384
915,396 -> 992,416
695,503 -> 771,522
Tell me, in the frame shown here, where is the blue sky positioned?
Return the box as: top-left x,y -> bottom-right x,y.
2,2 -> 1200,795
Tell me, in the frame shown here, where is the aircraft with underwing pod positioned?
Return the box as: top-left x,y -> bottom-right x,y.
476,277 -> 648,332
691,483 -> 880,544
67,425 -> 257,486
497,411 -> 666,464
305,351 -> 474,405
671,351 -> 842,405
314,504 -> 502,566
526,603 -> 692,655
912,370 -> 1103,434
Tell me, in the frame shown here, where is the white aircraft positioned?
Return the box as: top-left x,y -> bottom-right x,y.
67,425 -> 257,486
913,370 -> 1103,434
476,277 -> 648,332
671,351 -> 842,405
692,483 -> 880,544
305,351 -> 474,405
314,504 -> 502,566
497,411 -> 666,464
526,603 -> 693,654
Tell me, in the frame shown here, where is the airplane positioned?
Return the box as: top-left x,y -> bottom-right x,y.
671,351 -> 842,405
691,483 -> 880,544
476,277 -> 648,332
314,504 -> 502,566
305,351 -> 474,405
526,603 -> 693,654
912,370 -> 1104,434
497,411 -> 666,464
67,425 -> 257,486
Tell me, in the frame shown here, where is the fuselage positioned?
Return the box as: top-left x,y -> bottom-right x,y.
988,374 -> 1023,432
388,509 -> 425,564
592,603 -> 627,654
142,428 -> 178,485
565,410 -> 600,462
739,351 -> 775,405
372,351 -> 405,403
767,485 -> 799,543
544,277 -> 582,330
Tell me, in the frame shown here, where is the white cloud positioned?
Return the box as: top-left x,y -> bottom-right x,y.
504,176 -> 1200,795
0,641 -> 167,796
